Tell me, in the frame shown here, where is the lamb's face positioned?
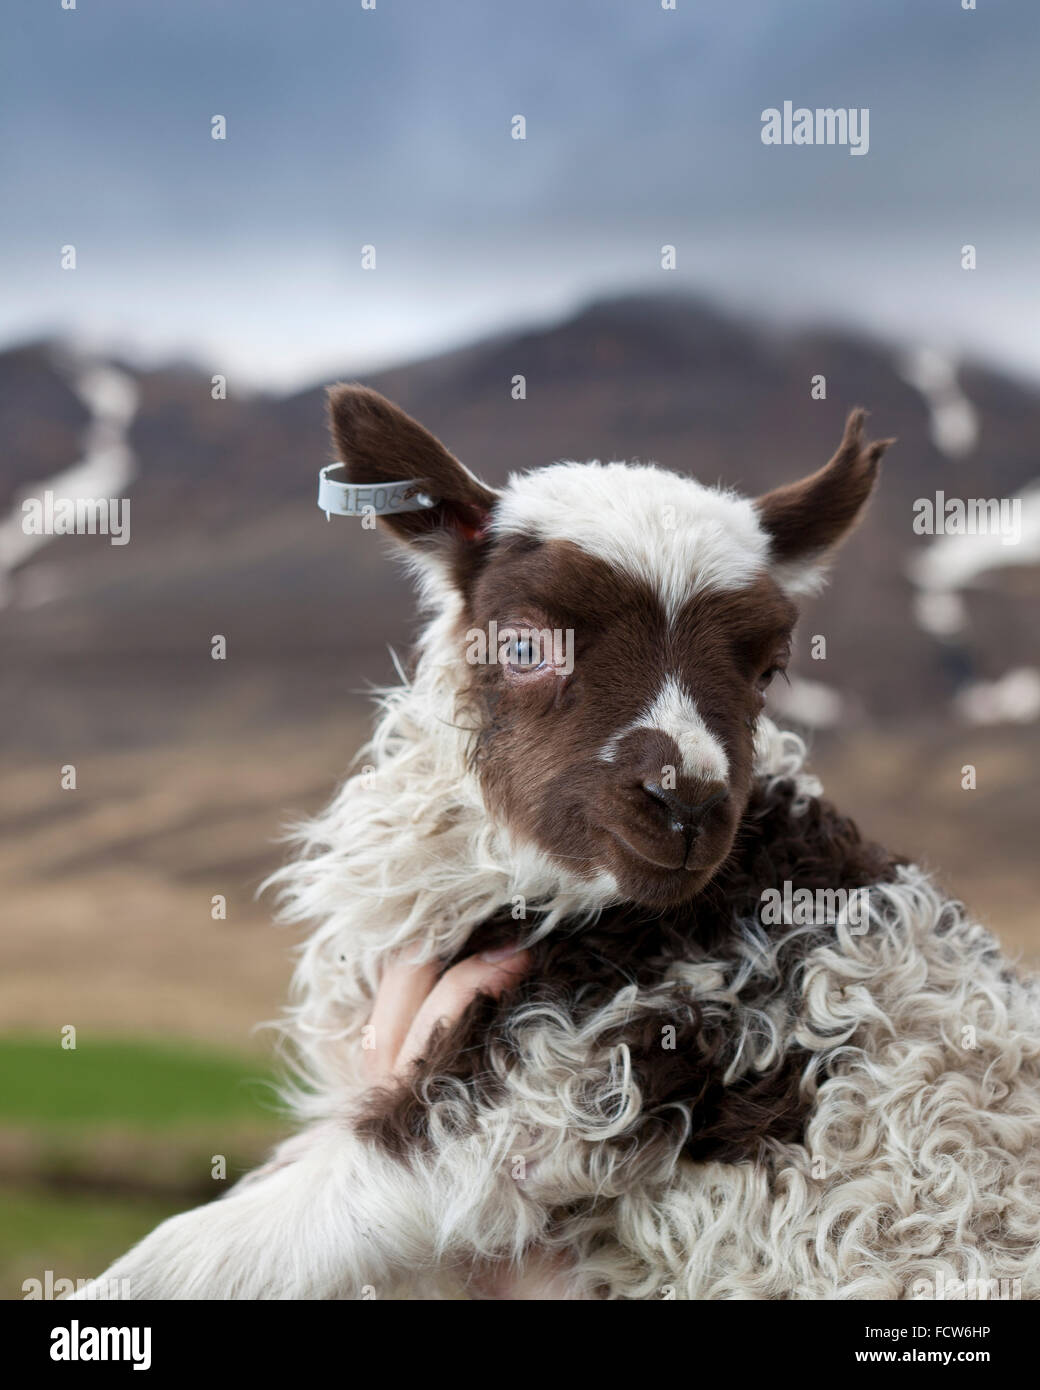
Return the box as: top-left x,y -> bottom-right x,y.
326,386 -> 890,910
463,467 -> 797,907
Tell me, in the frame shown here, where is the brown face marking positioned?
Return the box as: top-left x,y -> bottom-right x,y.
458,536 -> 797,908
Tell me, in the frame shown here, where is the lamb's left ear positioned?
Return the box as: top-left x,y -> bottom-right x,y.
326,384 -> 498,552
755,408 -> 894,596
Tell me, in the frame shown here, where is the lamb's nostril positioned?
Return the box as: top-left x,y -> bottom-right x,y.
641,779 -> 729,830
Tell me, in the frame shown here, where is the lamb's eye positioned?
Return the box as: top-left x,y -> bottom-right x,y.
757,661 -> 789,692
755,639 -> 791,693
505,636 -> 542,670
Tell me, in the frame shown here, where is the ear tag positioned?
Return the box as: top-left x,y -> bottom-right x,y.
317,463 -> 439,521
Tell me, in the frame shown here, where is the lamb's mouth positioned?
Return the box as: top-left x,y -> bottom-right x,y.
604,827 -> 716,877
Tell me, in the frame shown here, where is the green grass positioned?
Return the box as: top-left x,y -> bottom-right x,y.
2,1185 -> 191,1297
0,1034 -> 283,1131
0,1035 -> 291,1297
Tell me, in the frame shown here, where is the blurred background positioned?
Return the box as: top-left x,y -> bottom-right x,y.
2,0 -> 1038,1295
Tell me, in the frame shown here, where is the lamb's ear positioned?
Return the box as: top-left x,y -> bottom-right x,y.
326,384 -> 498,554
755,408 -> 894,596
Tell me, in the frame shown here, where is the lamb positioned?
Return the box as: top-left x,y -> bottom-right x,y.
78,389 -> 1040,1300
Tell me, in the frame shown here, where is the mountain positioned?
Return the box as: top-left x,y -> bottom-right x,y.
3,293 -> 1039,753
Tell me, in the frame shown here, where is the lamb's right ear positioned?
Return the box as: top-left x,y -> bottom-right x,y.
326,384 -> 498,552
755,408 -> 893,596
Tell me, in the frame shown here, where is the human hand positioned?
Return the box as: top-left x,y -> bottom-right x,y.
362,943 -> 531,1085
361,942 -> 582,1299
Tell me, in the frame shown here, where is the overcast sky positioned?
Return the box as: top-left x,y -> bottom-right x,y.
3,0 -> 1038,389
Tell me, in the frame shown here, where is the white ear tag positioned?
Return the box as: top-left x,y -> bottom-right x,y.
317,463 -> 439,521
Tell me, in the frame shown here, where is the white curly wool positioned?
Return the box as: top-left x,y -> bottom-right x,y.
595,875 -> 1040,1299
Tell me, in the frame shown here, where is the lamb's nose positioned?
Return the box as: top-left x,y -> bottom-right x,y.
641,779 -> 729,831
